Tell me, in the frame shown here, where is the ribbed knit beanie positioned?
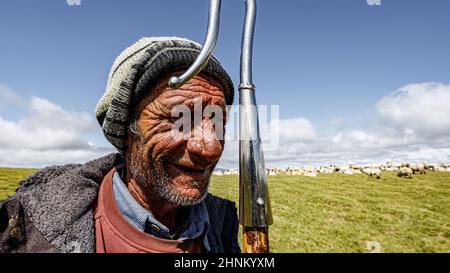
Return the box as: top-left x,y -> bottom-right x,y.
95,37 -> 234,154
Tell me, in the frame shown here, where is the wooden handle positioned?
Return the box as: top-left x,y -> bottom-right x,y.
242,226 -> 269,253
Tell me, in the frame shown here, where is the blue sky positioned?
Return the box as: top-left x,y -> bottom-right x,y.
0,0 -> 449,168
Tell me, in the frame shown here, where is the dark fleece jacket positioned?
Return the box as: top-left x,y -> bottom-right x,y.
0,153 -> 240,253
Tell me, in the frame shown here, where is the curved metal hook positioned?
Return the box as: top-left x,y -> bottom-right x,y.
240,0 -> 256,90
168,0 -> 222,89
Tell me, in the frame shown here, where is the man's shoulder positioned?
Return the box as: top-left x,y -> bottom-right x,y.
0,153 -> 123,253
12,153 -> 122,195
16,164 -> 81,193
204,193 -> 240,253
204,193 -> 238,231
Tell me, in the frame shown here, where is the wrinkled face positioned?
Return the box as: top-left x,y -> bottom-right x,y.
127,72 -> 227,206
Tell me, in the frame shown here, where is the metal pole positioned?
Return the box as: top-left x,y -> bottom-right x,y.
166,0 -> 272,253
168,0 -> 222,88
239,0 -> 272,253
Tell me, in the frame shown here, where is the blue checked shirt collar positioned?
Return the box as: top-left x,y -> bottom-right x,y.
111,171 -> 211,252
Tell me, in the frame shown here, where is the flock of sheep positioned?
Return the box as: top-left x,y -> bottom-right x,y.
213,162 -> 450,179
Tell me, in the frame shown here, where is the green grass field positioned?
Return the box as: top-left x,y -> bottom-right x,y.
0,168 -> 37,200
1,168 -> 449,252
209,172 -> 450,253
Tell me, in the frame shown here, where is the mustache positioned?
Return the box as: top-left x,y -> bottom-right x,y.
162,150 -> 216,171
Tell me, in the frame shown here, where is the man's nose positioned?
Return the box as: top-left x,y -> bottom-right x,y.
186,118 -> 223,163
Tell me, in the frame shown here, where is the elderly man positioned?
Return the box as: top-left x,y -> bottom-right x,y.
0,37 -> 240,253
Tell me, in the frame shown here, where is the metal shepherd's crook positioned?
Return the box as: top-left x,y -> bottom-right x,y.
238,0 -> 273,253
168,0 -> 273,253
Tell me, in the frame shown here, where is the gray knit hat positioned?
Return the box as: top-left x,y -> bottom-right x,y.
96,37 -> 234,153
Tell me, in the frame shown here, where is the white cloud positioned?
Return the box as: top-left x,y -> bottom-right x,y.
377,82 -> 450,138
218,82 -> 450,169
25,96 -> 97,133
0,88 -> 114,168
270,117 -> 318,142
0,116 -> 91,150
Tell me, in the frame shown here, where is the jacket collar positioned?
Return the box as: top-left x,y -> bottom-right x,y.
18,153 -> 122,253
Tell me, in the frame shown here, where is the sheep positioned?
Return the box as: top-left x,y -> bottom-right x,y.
407,163 -> 426,174
290,168 -> 304,176
304,171 -> 317,177
349,164 -> 362,174
223,170 -> 239,175
286,167 -> 304,176
266,168 -> 279,176
304,165 -> 316,172
350,164 -> 362,170
284,168 -> 292,176
318,166 -> 334,174
368,163 -> 382,169
339,167 -> 354,175
397,167 -> 413,178
333,165 -> 343,173
362,168 -> 381,179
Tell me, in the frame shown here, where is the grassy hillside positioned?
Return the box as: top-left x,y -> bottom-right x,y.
0,168 -> 37,200
209,172 -> 450,253
1,168 -> 449,252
